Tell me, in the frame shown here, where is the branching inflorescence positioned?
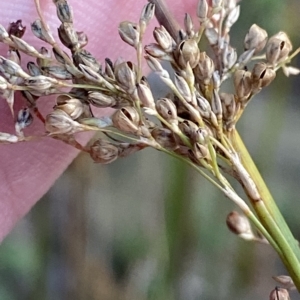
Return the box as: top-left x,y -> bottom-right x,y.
1,0 -> 300,297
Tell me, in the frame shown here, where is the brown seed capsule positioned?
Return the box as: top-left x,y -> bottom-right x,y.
269,287 -> 290,300
233,69 -> 252,100
251,62 -> 276,90
226,211 -> 254,240
58,23 -> 78,50
175,39 -> 200,69
174,73 -> 192,103
194,52 -> 214,85
266,32 -> 292,64
76,31 -> 88,49
90,139 -> 119,164
156,98 -> 178,125
211,89 -> 222,119
153,26 -> 174,52
193,143 -> 208,160
220,92 -> 236,122
45,109 -> 82,135
151,127 -> 178,150
244,24 -> 268,54
179,120 -> 198,139
27,62 -> 41,76
114,61 -> 137,93
137,82 -> 155,109
88,91 -> 116,108
55,95 -> 86,120
118,21 -> 139,48
112,106 -> 140,134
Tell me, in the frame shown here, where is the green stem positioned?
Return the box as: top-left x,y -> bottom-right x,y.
230,129 -> 300,291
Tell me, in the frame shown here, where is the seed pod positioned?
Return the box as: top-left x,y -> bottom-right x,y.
55,95 -> 86,120
27,62 -> 41,76
156,98 -> 178,125
41,65 -> 73,80
225,5 -> 240,29
197,0 -> 208,22
88,91 -> 116,108
266,32 -> 292,64
137,82 -> 155,109
174,73 -> 192,103
151,127 -> 178,150
140,2 -> 155,28
233,69 -> 252,100
194,52 -> 214,85
31,19 -> 54,43
184,13 -> 195,38
269,287 -> 290,300
24,75 -> 56,90
114,61 -> 137,93
153,25 -> 174,52
145,55 -> 165,73
90,139 -> 119,164
73,49 -> 101,71
211,89 -> 222,119
244,24 -> 268,55
118,143 -> 146,158
118,21 -> 139,48
55,0 -> 73,23
220,92 -> 236,122
144,43 -> 169,59
0,24 -> 9,41
251,62 -> 276,91
226,211 -> 254,240
193,143 -> 208,160
45,109 -> 82,135
0,56 -> 29,78
104,58 -> 115,79
10,35 -> 40,57
112,107 -> 140,134
222,45 -> 237,70
175,39 -> 200,69
58,23 -> 78,50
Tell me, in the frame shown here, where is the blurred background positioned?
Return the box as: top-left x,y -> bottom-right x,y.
1,0 -> 300,299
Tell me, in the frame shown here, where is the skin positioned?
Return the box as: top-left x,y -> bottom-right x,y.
0,0 -> 195,242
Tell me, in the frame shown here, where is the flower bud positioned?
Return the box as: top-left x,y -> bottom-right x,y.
269,287 -> 290,300
266,32 -> 292,64
193,143 -> 208,160
174,73 -> 192,103
88,91 -> 117,108
90,139 -> 119,164
211,89 -> 222,119
179,120 -> 199,139
244,24 -> 268,54
73,49 -> 100,72
156,98 -> 178,125
144,43 -> 169,59
175,39 -> 200,69
184,13 -> 195,38
41,65 -> 73,80
196,95 -> 211,119
76,31 -> 88,49
27,62 -> 41,76
112,107 -> 140,134
233,69 -> 252,100
226,211 -> 254,240
31,19 -> 54,43
24,75 -> 56,90
118,21 -> 139,47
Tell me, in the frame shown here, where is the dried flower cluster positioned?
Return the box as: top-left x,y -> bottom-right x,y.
1,0 -> 300,296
